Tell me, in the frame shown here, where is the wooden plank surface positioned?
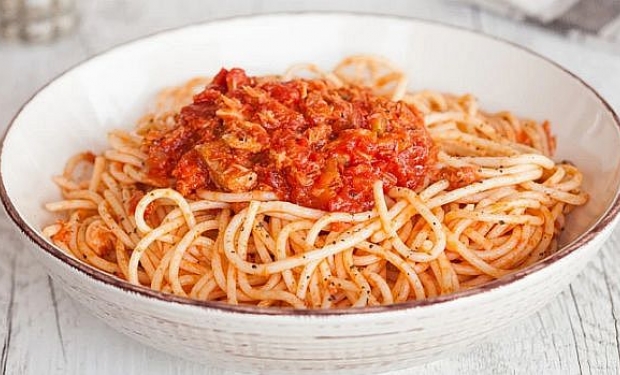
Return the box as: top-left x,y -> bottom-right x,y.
1,1 -> 619,374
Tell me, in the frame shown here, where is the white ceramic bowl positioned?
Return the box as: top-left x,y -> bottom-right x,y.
2,13 -> 620,375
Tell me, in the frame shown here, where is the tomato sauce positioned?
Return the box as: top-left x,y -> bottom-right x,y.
145,68 -> 446,212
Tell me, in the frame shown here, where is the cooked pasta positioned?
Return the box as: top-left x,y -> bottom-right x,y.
43,55 -> 588,308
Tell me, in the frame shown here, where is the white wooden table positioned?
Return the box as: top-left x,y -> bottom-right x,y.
1,1 -> 620,374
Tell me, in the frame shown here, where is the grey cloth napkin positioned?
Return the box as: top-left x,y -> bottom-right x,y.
466,0 -> 620,48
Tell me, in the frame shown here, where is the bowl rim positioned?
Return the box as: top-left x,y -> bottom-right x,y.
2,11 -> 620,317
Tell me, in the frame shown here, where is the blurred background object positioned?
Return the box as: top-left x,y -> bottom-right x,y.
0,0 -> 77,42
465,0 -> 620,45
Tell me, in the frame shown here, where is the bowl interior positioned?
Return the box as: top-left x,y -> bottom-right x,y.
3,13 -> 620,269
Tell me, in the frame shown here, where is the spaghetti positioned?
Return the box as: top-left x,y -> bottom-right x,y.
43,56 -> 588,308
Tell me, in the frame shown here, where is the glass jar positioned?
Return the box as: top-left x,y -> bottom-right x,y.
0,0 -> 78,42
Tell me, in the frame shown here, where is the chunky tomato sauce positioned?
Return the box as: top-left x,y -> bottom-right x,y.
145,68 -> 449,212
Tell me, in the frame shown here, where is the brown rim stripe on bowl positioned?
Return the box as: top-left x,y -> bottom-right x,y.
1,11 -> 620,316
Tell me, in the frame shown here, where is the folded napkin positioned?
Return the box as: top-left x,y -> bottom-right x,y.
465,0 -> 620,42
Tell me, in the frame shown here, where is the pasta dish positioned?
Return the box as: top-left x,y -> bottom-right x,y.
43,56 -> 588,308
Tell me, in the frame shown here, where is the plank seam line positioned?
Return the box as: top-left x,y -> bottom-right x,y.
48,277 -> 67,363
0,255 -> 17,374
535,311 -> 553,364
601,256 -> 620,365
570,285 -> 592,375
565,287 -> 585,375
